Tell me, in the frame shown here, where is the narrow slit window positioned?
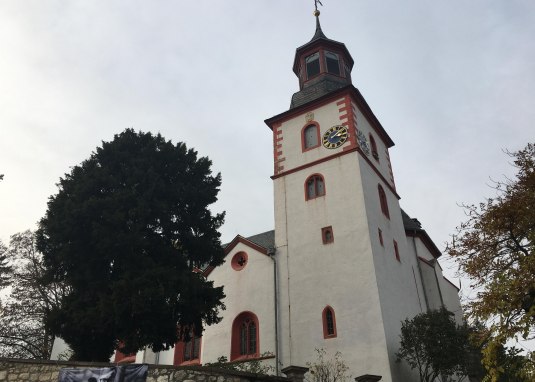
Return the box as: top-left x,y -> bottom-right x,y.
394,240 -> 400,262
378,228 -> 384,246
369,134 -> 379,161
378,184 -> 390,218
322,306 -> 337,338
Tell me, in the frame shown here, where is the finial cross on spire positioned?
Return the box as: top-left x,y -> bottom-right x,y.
314,0 -> 323,12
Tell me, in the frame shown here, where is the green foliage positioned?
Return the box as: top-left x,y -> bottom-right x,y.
306,348 -> 350,382
0,240 -> 12,289
205,353 -> 275,375
480,342 -> 534,382
36,129 -> 226,361
396,308 -> 470,382
0,231 -> 64,359
447,143 -> 535,378
467,324 -> 534,382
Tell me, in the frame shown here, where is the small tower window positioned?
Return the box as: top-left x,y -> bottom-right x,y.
325,51 -> 340,76
306,175 -> 325,200
322,306 -> 337,338
303,124 -> 320,150
306,52 -> 320,79
369,134 -> 379,161
378,184 -> 390,219
322,226 -> 334,244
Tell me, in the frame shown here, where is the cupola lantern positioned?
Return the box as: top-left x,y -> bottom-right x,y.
290,11 -> 355,109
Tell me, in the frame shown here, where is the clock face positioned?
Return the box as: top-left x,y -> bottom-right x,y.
322,125 -> 348,149
357,130 -> 370,155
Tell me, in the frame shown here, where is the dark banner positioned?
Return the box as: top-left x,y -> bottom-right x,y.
58,364 -> 148,382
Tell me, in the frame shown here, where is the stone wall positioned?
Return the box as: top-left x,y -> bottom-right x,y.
0,358 -> 292,382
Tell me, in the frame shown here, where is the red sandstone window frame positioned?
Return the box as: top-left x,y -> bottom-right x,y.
305,174 -> 326,200
378,184 -> 390,219
231,311 -> 260,361
322,226 -> 334,244
114,342 -> 136,364
393,240 -> 400,262
231,251 -> 248,271
301,122 -> 321,152
322,306 -> 337,339
173,329 -> 202,366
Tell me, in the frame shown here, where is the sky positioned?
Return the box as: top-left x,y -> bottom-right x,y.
0,1 -> 534,299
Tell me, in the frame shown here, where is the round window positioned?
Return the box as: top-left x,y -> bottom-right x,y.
231,252 -> 248,271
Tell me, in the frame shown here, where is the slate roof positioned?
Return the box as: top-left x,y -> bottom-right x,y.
400,209 -> 424,232
244,230 -> 275,250
222,230 -> 275,251
290,79 -> 350,109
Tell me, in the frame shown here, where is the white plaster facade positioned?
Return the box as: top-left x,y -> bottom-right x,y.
50,17 -> 463,382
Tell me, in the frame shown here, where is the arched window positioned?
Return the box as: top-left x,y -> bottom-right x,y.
369,134 -> 379,161
305,175 -> 326,200
325,51 -> 340,76
303,124 -> 320,150
231,312 -> 259,360
378,184 -> 390,219
322,306 -> 337,338
174,328 -> 201,365
306,52 -> 320,79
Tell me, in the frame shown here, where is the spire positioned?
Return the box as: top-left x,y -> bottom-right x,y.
311,8 -> 327,41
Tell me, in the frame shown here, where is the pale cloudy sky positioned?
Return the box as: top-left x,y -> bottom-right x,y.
1,1 -> 534,292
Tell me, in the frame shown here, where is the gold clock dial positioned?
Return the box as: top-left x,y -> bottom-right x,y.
322,125 -> 348,149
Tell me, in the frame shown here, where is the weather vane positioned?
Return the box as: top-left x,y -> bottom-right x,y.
314,0 -> 323,16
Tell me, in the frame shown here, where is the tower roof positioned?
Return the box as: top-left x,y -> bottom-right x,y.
311,13 -> 328,41
292,14 -> 354,74
289,11 -> 355,109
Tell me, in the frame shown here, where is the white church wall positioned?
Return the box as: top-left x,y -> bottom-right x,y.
273,152 -> 394,380
440,276 -> 463,324
357,157 -> 426,382
50,337 -> 68,360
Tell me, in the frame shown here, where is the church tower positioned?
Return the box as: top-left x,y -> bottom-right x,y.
264,11 -> 427,382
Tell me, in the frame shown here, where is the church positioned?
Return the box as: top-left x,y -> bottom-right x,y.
51,9 -> 462,382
